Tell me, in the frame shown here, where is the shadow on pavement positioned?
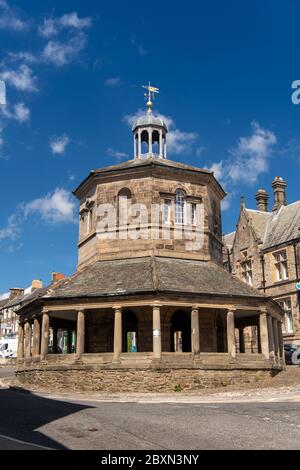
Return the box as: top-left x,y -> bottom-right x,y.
0,386 -> 94,449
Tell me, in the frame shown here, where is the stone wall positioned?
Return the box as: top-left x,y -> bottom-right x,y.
16,367 -> 274,393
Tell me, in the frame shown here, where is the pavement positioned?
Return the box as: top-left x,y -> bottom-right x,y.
0,365 -> 300,450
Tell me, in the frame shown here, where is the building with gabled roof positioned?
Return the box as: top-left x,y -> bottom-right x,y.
16,88 -> 285,392
224,178 -> 300,346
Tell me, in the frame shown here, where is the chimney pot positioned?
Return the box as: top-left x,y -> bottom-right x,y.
272,176 -> 287,211
31,279 -> 43,290
51,272 -> 65,283
255,188 -> 269,212
9,288 -> 24,301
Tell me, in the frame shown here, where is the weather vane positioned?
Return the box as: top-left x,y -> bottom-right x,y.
142,82 -> 159,113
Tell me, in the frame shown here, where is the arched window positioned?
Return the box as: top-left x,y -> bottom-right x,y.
118,188 -> 132,224
174,189 -> 185,224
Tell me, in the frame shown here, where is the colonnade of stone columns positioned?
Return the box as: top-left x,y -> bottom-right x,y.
134,128 -> 166,159
16,307 -> 285,365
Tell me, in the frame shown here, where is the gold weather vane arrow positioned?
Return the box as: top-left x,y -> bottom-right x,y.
142,82 -> 159,113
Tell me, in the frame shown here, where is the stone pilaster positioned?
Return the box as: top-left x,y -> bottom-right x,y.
267,315 -> 275,358
76,310 -> 85,357
113,306 -> 122,361
40,311 -> 50,360
272,317 -> 279,359
227,310 -> 236,359
17,322 -> 24,360
32,317 -> 41,358
24,321 -> 31,359
191,306 -> 200,354
259,311 -> 270,359
152,304 -> 162,359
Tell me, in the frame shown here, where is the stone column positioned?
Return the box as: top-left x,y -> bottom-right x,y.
134,134 -> 137,159
267,315 -> 275,358
32,317 -> 41,358
138,129 -> 141,158
40,311 -> 50,360
191,306 -> 200,354
227,310 -> 236,359
239,327 -> 245,353
164,138 -> 167,159
277,321 -> 285,362
272,317 -> 279,359
159,129 -> 163,157
24,321 -> 31,359
76,310 -> 85,357
152,305 -> 162,359
148,129 -> 152,154
259,311 -> 270,359
17,322 -> 24,360
113,306 -> 122,361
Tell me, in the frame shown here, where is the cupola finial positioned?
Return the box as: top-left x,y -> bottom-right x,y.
142,82 -> 159,114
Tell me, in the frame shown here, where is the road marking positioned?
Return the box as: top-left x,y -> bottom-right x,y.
0,433 -> 53,450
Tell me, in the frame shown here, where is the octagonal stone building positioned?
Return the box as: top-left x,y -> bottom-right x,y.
16,89 -> 285,391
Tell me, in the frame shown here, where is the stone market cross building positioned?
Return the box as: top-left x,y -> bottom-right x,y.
16,88 -> 285,391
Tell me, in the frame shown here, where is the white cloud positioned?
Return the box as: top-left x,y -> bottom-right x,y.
124,109 -> 197,155
209,122 -> 277,209
49,134 -> 70,155
23,188 -> 76,224
0,64 -> 38,91
0,188 -> 77,244
1,101 -> 30,122
42,33 -> 87,66
0,0 -> 29,32
38,12 -> 92,38
105,77 -> 121,87
107,147 -> 128,161
7,51 -> 38,63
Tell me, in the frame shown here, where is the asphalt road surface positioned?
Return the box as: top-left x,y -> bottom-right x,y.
0,386 -> 300,450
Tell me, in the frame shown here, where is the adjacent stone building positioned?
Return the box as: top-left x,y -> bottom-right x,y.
224,178 -> 300,348
15,88 -> 285,392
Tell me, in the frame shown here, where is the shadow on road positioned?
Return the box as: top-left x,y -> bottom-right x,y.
0,386 -> 94,449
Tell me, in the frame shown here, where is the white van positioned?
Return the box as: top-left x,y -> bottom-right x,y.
0,338 -> 17,358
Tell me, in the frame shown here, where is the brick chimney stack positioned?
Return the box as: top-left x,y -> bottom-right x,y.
255,189 -> 269,212
51,272 -> 65,283
9,288 -> 24,301
272,176 -> 287,212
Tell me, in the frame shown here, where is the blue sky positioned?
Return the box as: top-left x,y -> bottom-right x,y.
0,0 -> 300,292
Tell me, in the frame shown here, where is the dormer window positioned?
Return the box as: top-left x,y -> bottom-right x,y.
174,189 -> 185,224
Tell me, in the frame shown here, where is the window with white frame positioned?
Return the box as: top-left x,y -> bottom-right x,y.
241,260 -> 253,286
163,199 -> 171,224
278,298 -> 293,334
174,189 -> 185,224
191,203 -> 197,225
274,250 -> 289,281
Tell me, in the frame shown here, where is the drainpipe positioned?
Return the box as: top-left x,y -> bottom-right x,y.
260,254 -> 266,293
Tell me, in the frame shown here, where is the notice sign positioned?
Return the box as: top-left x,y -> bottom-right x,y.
153,329 -> 160,337
0,81 -> 6,105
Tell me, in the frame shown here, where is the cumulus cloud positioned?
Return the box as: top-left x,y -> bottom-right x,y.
124,109 -> 197,155
209,121 -> 277,209
1,101 -> 30,122
42,33 -> 87,66
23,188 -> 76,224
49,134 -> 70,155
0,64 -> 38,91
0,0 -> 30,32
105,77 -> 121,87
0,188 -> 77,244
38,12 -> 92,38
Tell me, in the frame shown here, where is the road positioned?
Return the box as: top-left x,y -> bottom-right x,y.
0,385 -> 300,450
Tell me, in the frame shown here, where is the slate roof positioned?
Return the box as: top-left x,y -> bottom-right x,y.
4,286 -> 48,309
245,209 -> 271,242
263,201 -> 300,249
223,231 -> 236,251
0,298 -> 8,310
41,256 -> 265,301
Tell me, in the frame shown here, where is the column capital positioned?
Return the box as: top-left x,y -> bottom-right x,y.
151,303 -> 162,308
226,307 -> 237,313
113,305 -> 122,311
192,305 -> 199,311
